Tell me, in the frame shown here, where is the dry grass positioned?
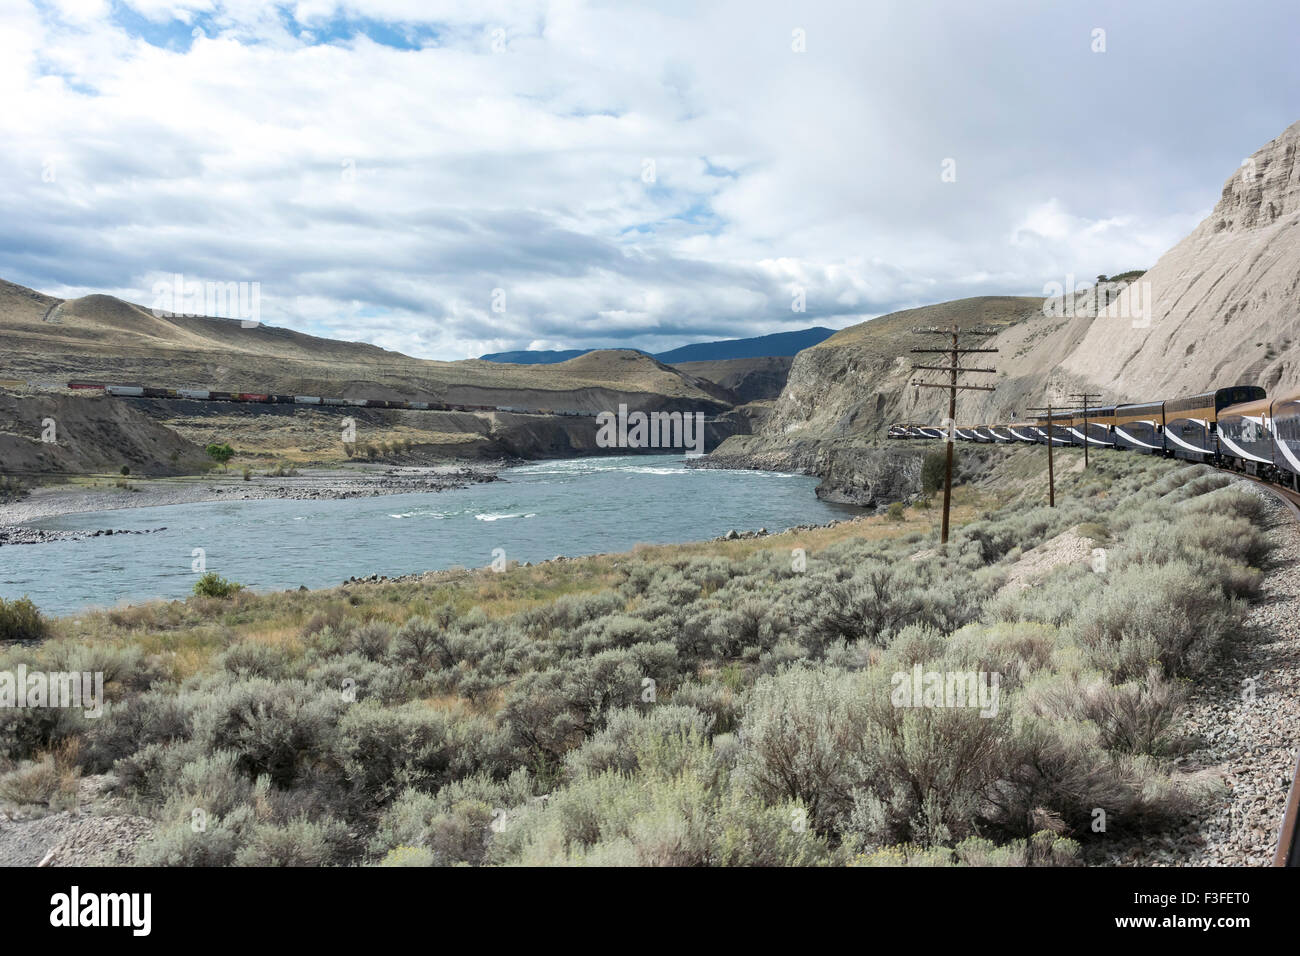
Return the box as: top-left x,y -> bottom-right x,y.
0,740 -> 82,809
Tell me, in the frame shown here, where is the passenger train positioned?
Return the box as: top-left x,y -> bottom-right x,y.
889,385 -> 1300,492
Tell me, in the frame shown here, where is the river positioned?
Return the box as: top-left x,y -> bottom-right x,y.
0,456 -> 857,616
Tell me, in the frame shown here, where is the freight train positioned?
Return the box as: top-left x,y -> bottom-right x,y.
890,385 -> 1300,492
65,382 -> 597,418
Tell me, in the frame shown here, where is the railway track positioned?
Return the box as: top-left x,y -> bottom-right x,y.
897,424 -> 1300,866
1232,474 -> 1300,867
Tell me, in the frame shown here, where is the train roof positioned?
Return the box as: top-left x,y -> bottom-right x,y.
1165,385 -> 1266,414
1116,399 -> 1163,413
1218,395 -> 1271,419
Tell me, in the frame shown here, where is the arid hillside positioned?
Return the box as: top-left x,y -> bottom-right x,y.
0,281 -> 730,413
671,356 -> 793,403
758,296 -> 1043,442
1049,118 -> 1300,402
696,296 -> 1042,504
710,118 -> 1300,484
0,389 -> 208,476
926,118 -> 1300,424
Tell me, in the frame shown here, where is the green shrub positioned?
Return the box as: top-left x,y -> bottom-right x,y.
350,620 -> 396,661
0,755 -> 74,807
83,691 -> 193,772
193,573 -> 242,599
379,845 -> 435,866
369,770 -> 534,862
564,705 -> 713,778
0,596 -> 48,642
1069,562 -> 1244,680
234,816 -> 347,866
0,697 -> 65,762
1027,668 -> 1186,756
735,665 -> 874,834
922,448 -> 949,494
220,641 -> 293,680
190,679 -> 344,788
335,701 -> 455,804
136,816 -> 243,867
389,616 -> 454,672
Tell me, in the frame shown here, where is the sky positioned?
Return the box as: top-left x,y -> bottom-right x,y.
2,0 -> 1298,361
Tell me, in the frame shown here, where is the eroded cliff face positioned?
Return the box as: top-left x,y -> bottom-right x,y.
755,296 -> 1043,445
706,119 -> 1300,504
965,119 -> 1300,420
702,296 -> 1042,503
1048,119 -> 1300,400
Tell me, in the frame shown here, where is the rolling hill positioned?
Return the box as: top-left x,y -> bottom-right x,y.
0,280 -> 731,414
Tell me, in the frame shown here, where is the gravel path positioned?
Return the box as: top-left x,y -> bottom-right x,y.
1091,484 -> 1300,866
998,527 -> 1093,594
0,777 -> 154,867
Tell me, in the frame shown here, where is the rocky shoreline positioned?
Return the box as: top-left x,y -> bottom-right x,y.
690,438 -> 924,507
0,526 -> 167,547
0,462 -> 505,534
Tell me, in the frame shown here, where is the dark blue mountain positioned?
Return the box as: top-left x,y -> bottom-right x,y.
479,327 -> 836,364
653,327 -> 835,363
476,348 -> 608,364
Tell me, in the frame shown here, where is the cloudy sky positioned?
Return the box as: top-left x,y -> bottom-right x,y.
2,0 -> 1298,360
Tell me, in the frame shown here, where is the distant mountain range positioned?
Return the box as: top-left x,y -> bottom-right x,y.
479,327 -> 837,364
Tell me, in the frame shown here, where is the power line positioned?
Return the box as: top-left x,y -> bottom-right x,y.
910,324 -> 999,544
1025,404 -> 1063,507
1069,392 -> 1104,468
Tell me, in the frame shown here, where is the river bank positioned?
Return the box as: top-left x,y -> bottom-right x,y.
0,462 -> 506,536
690,437 -> 927,506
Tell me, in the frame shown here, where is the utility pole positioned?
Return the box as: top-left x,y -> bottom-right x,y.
911,324 -> 999,544
1069,392 -> 1103,468
1026,404 -> 1058,507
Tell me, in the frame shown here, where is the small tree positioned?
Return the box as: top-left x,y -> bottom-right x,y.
205,443 -> 235,469
921,448 -> 950,495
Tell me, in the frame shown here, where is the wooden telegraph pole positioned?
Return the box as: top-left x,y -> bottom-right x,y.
1069,392 -> 1103,468
1026,403 -> 1058,507
910,324 -> 999,544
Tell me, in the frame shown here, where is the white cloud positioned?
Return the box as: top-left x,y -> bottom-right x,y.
1,0 -> 1297,359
